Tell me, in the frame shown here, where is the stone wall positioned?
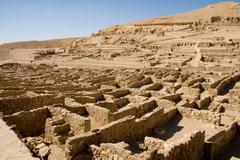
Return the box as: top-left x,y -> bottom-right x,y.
0,95 -> 63,115
134,21 -> 194,26
86,99 -> 160,128
178,107 -> 221,125
90,142 -> 156,160
216,74 -> 240,95
113,105 -> 137,121
64,107 -> 177,160
48,107 -> 90,135
133,107 -> 177,139
105,89 -> 130,98
99,116 -> 136,143
205,122 -> 238,160
90,130 -> 205,160
3,107 -> 50,137
162,130 -> 205,160
45,118 -> 71,145
136,99 -> 158,118
86,104 -> 114,129
64,116 -> 135,160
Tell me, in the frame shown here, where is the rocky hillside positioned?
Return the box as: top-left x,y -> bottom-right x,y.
0,38 -> 78,55
0,2 -> 239,67
1,2 -> 239,57
133,2 -> 240,25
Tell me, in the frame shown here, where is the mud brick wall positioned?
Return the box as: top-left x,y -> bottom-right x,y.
216,74 -> 240,95
91,130 -> 204,160
99,116 -> 136,143
0,95 -> 64,115
3,107 -> 50,137
163,130 -> 205,160
49,107 -> 90,135
64,107 -> 177,160
133,107 -> 167,139
112,99 -> 159,121
64,116 -> 136,160
136,100 -> 158,118
178,107 -> 221,125
205,122 -> 237,160
86,104 -> 114,129
91,142 -> 156,160
113,106 -> 137,121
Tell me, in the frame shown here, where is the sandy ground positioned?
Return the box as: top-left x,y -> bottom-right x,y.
0,49 -> 35,65
156,115 -> 221,142
0,119 -> 37,160
9,49 -> 35,63
0,52 -> 14,65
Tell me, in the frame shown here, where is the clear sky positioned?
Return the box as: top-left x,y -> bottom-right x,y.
0,0 -> 238,44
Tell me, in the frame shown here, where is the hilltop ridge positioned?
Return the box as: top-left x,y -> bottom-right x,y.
0,1 -> 239,54
133,1 -> 240,25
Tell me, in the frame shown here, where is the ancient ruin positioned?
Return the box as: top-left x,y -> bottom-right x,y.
0,1 -> 240,160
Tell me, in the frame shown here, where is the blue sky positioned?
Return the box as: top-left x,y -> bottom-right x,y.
0,0 -> 238,44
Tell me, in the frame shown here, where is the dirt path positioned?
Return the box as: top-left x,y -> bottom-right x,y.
0,119 -> 37,160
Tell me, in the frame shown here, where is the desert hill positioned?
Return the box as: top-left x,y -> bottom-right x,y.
0,38 -> 78,55
1,1 -> 240,66
1,1 -> 239,57
133,1 -> 240,25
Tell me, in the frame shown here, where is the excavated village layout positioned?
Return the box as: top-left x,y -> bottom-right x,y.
0,2 -> 240,160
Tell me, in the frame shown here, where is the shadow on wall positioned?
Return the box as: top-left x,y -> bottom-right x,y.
217,134 -> 240,160
151,115 -> 184,141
